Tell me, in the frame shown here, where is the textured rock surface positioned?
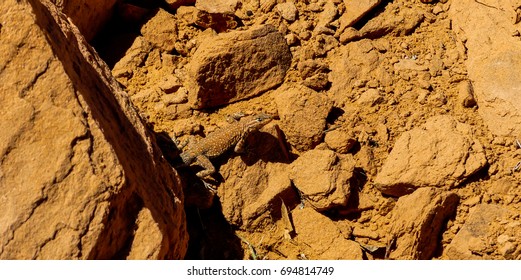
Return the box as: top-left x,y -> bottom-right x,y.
217,123 -> 296,228
0,0 -> 187,259
375,115 -> 487,197
292,207 -> 363,259
195,0 -> 239,14
274,83 -> 333,151
450,0 -> 521,138
359,5 -> 424,38
445,204 -> 515,260
185,25 -> 291,109
340,0 -> 381,30
289,149 -> 355,211
140,9 -> 178,53
324,129 -> 357,154
83,0 -> 521,260
388,188 -> 459,259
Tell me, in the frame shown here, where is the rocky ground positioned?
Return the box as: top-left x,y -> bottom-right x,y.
2,0 -> 521,259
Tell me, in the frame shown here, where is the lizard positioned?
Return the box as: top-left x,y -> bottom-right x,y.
178,113 -> 273,179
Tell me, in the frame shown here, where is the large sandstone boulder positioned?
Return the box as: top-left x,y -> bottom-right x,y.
0,0 -> 187,259
450,0 -> 521,138
185,24 -> 291,109
375,115 -> 487,197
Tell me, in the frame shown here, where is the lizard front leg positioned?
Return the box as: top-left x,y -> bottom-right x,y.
194,154 -> 216,178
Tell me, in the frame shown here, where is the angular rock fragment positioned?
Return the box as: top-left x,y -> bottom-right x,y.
292,207 -> 363,259
274,83 -> 333,151
289,149 -> 355,211
328,39 -> 385,104
324,129 -> 357,154
338,0 -> 381,33
196,0 -> 239,14
140,9 -> 178,52
360,6 -> 424,38
375,115 -> 487,197
185,25 -> 291,109
388,188 -> 459,260
218,161 -> 297,229
276,2 -> 298,22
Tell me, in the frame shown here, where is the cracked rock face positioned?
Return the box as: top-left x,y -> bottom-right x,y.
0,0 -> 187,259
374,115 -> 487,197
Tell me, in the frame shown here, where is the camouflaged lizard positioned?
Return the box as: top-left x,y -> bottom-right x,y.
179,113 -> 273,179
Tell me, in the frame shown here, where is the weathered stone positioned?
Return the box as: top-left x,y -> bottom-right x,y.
451,1 -> 521,137
0,0 -> 187,259
339,0 -> 381,32
185,25 -> 291,109
274,83 -> 333,151
360,6 -> 424,38
357,88 -> 384,107
445,204 -> 514,259
328,39 -> 383,104
375,115 -> 487,197
196,0 -> 239,14
140,9 -> 178,53
457,80 -> 477,108
276,2 -> 298,22
324,129 -> 357,154
292,207 -> 363,259
49,0 -> 117,41
112,37 -> 153,85
388,188 -> 459,259
289,149 -> 355,211
316,0 -> 337,28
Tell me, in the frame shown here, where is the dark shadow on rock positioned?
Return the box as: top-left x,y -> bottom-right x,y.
327,167 -> 369,221
184,198 -> 244,260
91,3 -> 159,68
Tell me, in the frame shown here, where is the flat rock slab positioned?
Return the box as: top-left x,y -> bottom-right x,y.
274,83 -> 333,151
450,1 -> 521,137
1,0 -> 187,259
289,149 -> 355,211
388,187 -> 459,260
375,115 -> 487,197
445,204 -> 515,259
185,24 -> 291,109
340,0 -> 381,30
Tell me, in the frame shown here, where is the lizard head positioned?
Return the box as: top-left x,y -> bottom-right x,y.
247,113 -> 273,129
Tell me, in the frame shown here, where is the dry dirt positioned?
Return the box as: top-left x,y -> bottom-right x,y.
89,0 -> 521,260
